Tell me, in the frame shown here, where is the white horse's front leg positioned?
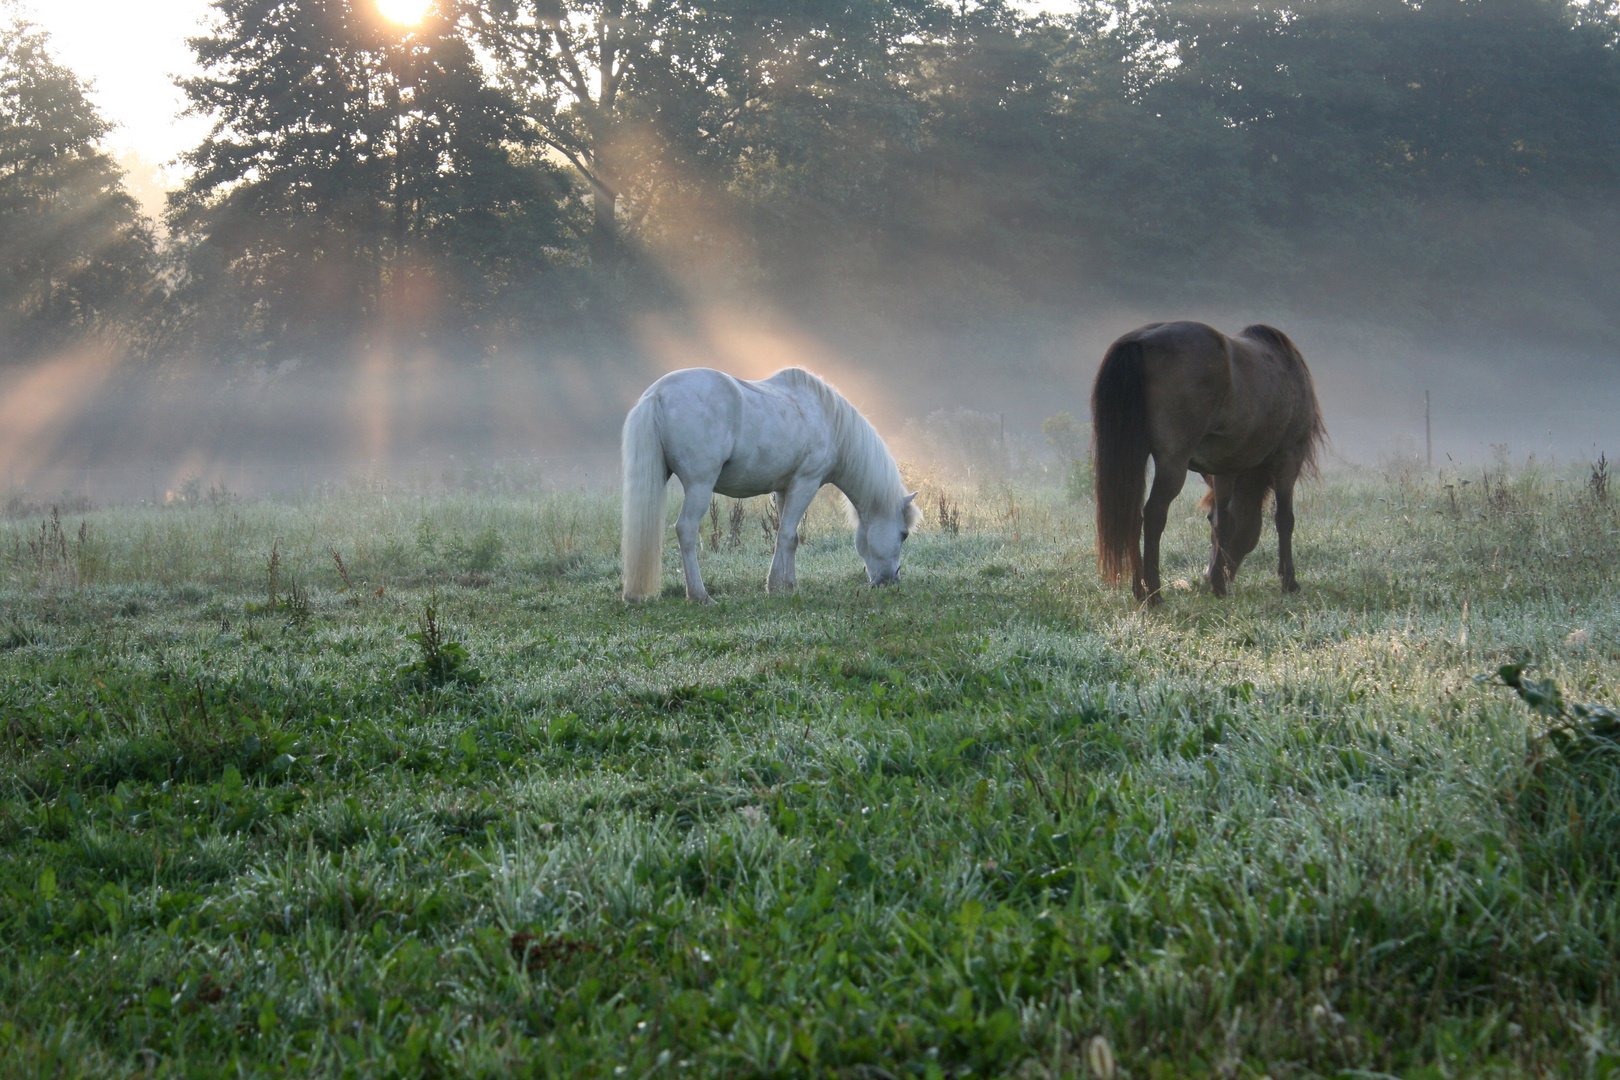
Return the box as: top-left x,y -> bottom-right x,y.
767,480 -> 819,593
674,481 -> 716,603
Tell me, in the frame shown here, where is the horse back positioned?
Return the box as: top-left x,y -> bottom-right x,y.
1227,325 -> 1325,462
1124,322 -> 1235,445
1122,321 -> 1323,474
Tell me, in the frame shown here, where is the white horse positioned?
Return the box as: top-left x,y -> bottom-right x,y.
621,367 -> 922,603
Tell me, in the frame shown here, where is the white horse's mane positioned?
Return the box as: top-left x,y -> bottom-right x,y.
768,368 -> 920,528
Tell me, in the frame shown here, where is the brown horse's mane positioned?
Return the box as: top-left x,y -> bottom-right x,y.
1238,324 -> 1328,479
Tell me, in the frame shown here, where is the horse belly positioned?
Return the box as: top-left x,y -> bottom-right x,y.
713,446 -> 810,498
1188,430 -> 1279,474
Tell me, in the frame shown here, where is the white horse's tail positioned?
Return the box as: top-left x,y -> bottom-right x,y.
620,396 -> 668,601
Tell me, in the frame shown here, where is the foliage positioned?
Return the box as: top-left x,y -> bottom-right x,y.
397,598 -> 482,688
462,0 -> 942,261
11,0 -> 1620,364
1484,659 -> 1620,764
169,0 -> 576,356
0,17 -> 154,358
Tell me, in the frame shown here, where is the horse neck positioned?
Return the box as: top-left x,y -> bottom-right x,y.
825,404 -> 899,521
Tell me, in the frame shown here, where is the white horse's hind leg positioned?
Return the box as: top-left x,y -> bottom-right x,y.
767,479 -> 820,593
674,479 -> 716,603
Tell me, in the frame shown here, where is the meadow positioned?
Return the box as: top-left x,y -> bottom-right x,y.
1,457 -> 1617,1078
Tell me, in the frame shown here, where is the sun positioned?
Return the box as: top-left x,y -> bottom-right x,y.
376,0 -> 431,25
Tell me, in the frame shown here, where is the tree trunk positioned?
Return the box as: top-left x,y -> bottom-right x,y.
590,180 -> 617,268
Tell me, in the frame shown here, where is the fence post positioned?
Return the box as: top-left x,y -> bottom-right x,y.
1425,390 -> 1432,468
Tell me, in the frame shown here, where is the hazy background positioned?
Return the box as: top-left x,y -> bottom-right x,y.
2,0 -> 1617,501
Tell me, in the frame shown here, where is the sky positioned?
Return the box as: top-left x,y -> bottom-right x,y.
18,0 -> 440,216
20,0 -> 213,169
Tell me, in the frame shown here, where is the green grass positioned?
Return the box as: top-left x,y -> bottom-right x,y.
1,466 -> 1617,1078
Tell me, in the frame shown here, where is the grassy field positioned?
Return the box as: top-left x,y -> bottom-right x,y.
1,461 -> 1618,1078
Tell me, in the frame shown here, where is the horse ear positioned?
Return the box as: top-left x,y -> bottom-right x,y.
903,490 -> 923,528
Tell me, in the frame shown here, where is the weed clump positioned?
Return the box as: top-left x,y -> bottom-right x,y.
417,520 -> 503,574
1043,412 -> 1095,502
449,527 -> 503,573
1483,659 -> 1620,764
398,601 -> 482,689
1482,660 -> 1620,886
245,540 -> 311,624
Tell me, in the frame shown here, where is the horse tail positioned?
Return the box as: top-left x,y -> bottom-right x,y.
1091,337 -> 1151,585
620,395 -> 668,602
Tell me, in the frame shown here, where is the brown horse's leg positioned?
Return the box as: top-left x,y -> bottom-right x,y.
1273,462 -> 1303,593
1139,459 -> 1188,604
1205,474 -> 1234,596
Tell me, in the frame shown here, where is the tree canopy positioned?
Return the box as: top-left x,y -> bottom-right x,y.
3,0 -> 1619,364
170,0 -> 575,355
0,18 -> 153,360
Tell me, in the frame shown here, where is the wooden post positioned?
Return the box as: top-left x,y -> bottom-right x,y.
1425,390 -> 1432,468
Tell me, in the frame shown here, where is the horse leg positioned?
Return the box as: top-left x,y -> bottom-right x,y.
1273,462 -> 1303,593
1139,458 -> 1188,604
674,478 -> 716,603
767,478 -> 819,593
1205,474 -> 1235,596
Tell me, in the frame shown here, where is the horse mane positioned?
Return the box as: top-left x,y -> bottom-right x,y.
768,368 -> 920,527
1237,324 -> 1328,479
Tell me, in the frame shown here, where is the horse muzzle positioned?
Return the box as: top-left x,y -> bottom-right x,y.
868,570 -> 901,587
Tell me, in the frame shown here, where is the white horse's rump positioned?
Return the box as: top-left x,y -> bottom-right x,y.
621,367 -> 921,602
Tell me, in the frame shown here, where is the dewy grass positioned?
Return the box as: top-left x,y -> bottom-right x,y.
0,466 -> 1617,1077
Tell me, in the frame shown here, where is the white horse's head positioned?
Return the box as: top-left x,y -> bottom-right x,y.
855,491 -> 921,585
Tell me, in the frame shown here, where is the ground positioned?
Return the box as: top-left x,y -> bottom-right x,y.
1,462 -> 1617,1078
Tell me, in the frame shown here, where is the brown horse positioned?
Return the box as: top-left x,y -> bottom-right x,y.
1091,321 -> 1326,602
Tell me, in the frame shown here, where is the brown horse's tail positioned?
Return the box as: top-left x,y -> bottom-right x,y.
1091,338 -> 1151,585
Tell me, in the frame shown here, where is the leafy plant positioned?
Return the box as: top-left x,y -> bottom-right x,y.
1480,659 -> 1620,762
398,601 -> 482,689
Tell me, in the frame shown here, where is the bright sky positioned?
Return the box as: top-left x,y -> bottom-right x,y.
20,0 -> 214,170
18,0 -> 432,215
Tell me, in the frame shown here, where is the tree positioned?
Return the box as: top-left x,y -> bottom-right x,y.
463,0 -> 943,264
173,0 -> 574,357
0,18 -> 154,359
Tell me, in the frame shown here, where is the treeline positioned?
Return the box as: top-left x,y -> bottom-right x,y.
3,0 -> 1619,366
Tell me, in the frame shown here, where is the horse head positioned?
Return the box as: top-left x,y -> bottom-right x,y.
855,491 -> 921,585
